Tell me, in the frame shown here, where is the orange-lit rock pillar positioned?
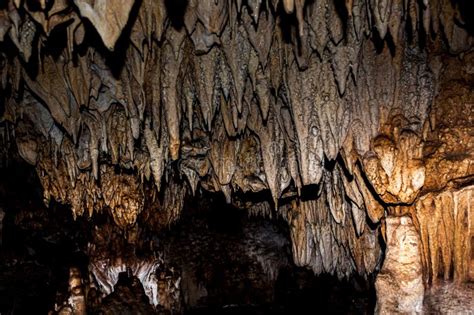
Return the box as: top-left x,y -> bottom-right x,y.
375,216 -> 424,314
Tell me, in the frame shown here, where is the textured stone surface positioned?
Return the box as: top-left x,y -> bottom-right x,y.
375,216 -> 424,314
0,0 -> 472,312
414,186 -> 474,284
424,281 -> 474,314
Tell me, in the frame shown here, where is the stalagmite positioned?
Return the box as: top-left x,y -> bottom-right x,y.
67,267 -> 87,315
375,216 -> 424,314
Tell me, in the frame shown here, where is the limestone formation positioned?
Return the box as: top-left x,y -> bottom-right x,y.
89,256 -> 165,307
55,267 -> 87,315
0,0 -> 472,312
375,216 -> 424,314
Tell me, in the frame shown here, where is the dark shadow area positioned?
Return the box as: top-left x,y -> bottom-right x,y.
168,193 -> 376,314
0,158 -> 90,314
0,157 -> 376,314
456,0 -> 474,35
164,0 -> 188,30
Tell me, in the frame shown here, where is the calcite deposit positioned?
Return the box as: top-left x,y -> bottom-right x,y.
0,0 -> 472,312
375,216 -> 424,314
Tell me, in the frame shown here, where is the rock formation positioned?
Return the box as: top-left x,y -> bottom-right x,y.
0,0 -> 472,312
375,216 -> 424,314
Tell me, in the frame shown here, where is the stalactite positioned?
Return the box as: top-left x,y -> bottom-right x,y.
414,186 -> 473,284
0,0 -> 472,285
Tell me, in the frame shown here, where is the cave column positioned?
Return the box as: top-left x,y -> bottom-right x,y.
375,215 -> 424,314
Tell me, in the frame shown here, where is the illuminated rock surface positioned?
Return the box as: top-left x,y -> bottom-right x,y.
375,216 -> 424,314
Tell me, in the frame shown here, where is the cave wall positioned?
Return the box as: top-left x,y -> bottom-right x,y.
0,0 -> 473,286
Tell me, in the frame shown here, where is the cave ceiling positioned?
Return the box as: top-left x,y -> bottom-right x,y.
0,0 -> 473,282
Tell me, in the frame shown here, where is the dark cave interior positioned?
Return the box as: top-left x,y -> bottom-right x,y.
0,157 -> 376,314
